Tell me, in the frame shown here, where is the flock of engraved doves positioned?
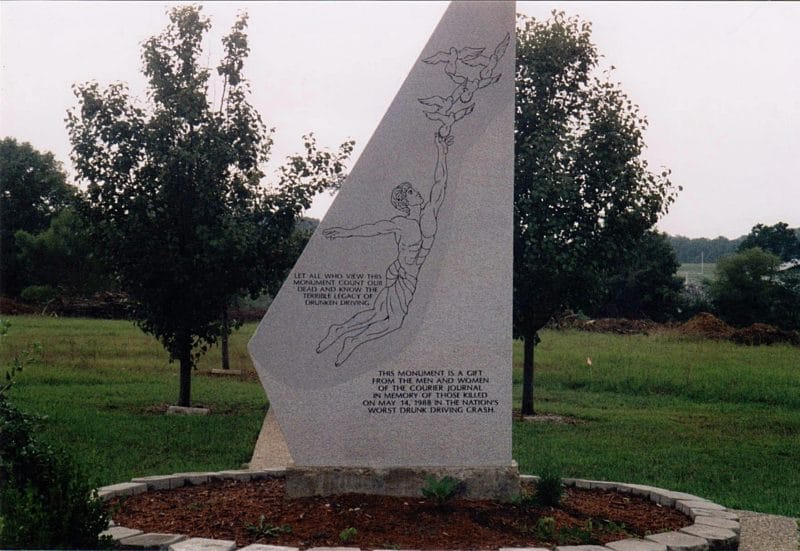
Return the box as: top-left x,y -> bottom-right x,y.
418,32 -> 510,138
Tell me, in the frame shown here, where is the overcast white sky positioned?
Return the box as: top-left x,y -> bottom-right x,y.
2,1 -> 798,239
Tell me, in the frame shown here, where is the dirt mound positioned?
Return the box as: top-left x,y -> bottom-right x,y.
230,305 -> 268,322
0,296 -> 37,315
732,323 -> 800,347
581,318 -> 655,335
0,292 -> 134,319
48,292 -> 134,319
677,313 -> 735,340
547,311 -> 587,330
547,312 -> 654,335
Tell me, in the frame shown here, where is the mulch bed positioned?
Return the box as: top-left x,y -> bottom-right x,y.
108,478 -> 690,549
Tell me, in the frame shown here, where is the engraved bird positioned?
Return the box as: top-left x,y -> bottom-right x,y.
422,46 -> 485,75
417,94 -> 457,113
424,103 -> 475,138
450,73 -> 501,103
463,32 -> 511,78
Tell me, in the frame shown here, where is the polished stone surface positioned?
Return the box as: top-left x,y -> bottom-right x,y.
249,1 -> 515,469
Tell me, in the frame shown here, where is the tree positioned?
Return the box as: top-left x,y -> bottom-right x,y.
15,205 -> 111,300
711,247 -> 799,329
0,138 -> 76,296
590,230 -> 683,322
67,7 -> 352,406
514,12 -> 677,414
738,222 -> 800,262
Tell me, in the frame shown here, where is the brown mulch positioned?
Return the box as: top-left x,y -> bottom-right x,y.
108,478 -> 690,550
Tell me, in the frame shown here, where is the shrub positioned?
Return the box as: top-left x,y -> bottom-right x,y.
19,284 -> 58,305
533,465 -> 564,507
0,322 -> 109,548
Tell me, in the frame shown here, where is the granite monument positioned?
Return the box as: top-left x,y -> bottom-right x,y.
249,0 -> 516,498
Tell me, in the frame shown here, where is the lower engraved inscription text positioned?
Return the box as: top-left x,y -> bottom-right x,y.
361,369 -> 498,415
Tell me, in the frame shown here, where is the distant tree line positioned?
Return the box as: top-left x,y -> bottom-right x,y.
667,234 -> 745,263
666,225 -> 800,264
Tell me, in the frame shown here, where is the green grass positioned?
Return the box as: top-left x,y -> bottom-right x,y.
678,262 -> 717,284
0,316 -> 266,486
513,330 -> 800,517
1,316 -> 798,516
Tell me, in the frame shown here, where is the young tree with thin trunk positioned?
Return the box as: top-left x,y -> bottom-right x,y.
514,12 -> 678,415
67,7 -> 352,406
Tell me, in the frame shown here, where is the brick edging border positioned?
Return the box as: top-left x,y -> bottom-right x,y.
98,469 -> 740,551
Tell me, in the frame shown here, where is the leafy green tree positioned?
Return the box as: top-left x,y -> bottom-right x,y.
15,206 -> 111,299
514,12 -> 678,414
738,222 -> 800,262
0,138 -> 77,296
590,230 -> 683,322
67,7 -> 352,406
711,247 -> 799,329
772,269 -> 800,330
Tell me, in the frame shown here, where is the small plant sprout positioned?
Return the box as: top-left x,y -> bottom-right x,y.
245,515 -> 292,539
339,527 -> 358,543
534,516 -> 556,539
421,475 -> 461,504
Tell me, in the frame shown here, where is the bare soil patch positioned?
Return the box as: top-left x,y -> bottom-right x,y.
108,478 -> 690,549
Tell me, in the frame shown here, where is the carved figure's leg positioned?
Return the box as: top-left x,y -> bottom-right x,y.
334,313 -> 405,367
316,288 -> 390,353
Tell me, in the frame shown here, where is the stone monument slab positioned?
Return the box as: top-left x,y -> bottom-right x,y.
248,1 -> 515,494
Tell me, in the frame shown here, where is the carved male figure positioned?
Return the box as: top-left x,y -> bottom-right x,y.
317,133 -> 453,366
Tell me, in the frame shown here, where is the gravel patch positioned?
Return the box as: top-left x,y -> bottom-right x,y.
735,510 -> 799,551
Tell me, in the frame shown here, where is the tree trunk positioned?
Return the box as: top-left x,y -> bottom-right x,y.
521,329 -> 535,416
221,304 -> 230,370
178,337 -> 192,407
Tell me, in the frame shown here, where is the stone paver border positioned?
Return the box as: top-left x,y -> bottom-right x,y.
99,470 -> 740,550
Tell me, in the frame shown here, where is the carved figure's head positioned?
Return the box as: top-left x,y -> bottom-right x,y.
391,182 -> 423,215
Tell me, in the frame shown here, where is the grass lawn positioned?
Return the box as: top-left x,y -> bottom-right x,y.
678,262 -> 717,285
1,315 -> 798,517
0,316 -> 267,486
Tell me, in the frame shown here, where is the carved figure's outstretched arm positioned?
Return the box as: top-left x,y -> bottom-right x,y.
429,133 -> 453,216
323,219 -> 400,239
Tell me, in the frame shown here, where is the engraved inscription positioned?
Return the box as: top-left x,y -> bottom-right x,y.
293,272 -> 383,306
361,369 -> 499,415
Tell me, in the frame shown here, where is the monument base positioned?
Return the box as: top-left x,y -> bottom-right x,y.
249,409 -> 294,470
285,463 -> 520,501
